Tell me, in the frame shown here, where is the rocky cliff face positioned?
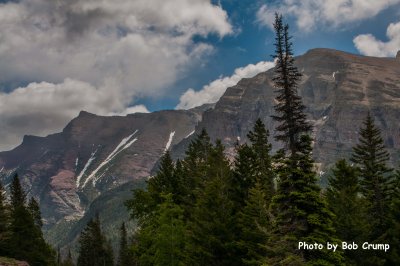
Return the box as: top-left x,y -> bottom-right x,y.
173,49 -> 400,172
0,109 -> 201,228
1,48 -> 400,249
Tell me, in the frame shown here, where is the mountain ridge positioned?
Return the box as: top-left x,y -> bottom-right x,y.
1,47 -> 400,250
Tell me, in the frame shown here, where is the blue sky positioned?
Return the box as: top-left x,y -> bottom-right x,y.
0,0 -> 399,150
143,0 -> 400,110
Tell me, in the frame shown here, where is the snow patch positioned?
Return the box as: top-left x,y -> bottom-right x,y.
82,130 -> 138,187
76,149 -> 97,187
323,116 -> 328,120
164,131 -> 176,152
0,166 -> 3,173
185,130 -> 195,138
332,71 -> 339,80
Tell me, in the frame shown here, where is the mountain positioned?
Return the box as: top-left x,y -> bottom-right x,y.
173,48 -> 400,174
0,109 -> 203,226
1,48 -> 400,251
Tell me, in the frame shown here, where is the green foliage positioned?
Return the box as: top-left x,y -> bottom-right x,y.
118,222 -> 136,266
28,197 -> 43,229
268,13 -> 343,265
326,159 -> 368,264
270,13 -> 311,155
236,180 -> 270,265
385,180 -> 400,264
153,194 -> 186,266
185,142 -> 237,266
351,112 -> 394,238
269,135 -> 344,265
8,174 -> 56,266
77,216 -> 114,266
122,15 -> 400,266
232,143 -> 257,205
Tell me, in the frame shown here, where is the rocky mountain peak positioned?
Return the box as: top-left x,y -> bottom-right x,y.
397,50 -> 400,59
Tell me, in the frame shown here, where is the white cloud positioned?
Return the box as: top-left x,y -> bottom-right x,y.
108,105 -> 150,116
256,0 -> 400,32
354,21 -> 400,57
0,0 -> 232,151
176,61 -> 274,110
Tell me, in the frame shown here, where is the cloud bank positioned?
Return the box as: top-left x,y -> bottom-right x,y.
354,21 -> 400,57
0,0 -> 232,151
176,61 -> 274,110
256,0 -> 400,32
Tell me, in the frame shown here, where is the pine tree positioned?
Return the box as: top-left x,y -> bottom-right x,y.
28,197 -> 43,229
185,141 -> 238,266
236,180 -> 270,266
268,14 -> 343,265
181,129 -> 213,198
270,13 -> 311,155
147,151 -> 185,206
126,151 -> 177,225
232,143 -> 257,206
0,180 -> 11,256
77,215 -> 113,266
386,171 -> 400,264
10,174 -> 26,208
232,119 -> 274,207
9,174 -> 56,266
351,112 -> 393,239
247,119 -> 274,201
326,159 -> 368,265
118,222 -> 135,266
153,193 -> 186,266
269,136 -> 343,265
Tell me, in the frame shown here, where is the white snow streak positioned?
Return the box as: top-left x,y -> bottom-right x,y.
0,166 -> 4,173
164,131 -> 176,152
76,149 -> 97,187
82,130 -> 138,187
332,71 -> 339,80
185,130 -> 195,139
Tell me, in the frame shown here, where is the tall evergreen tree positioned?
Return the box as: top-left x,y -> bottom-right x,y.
10,174 -> 26,208
77,215 -> 113,266
153,193 -> 186,266
268,136 -> 343,265
118,222 -> 135,266
326,159 -> 368,265
185,141 -> 238,266
28,197 -> 43,229
351,112 -> 393,239
270,13 -> 311,155
232,119 -> 274,206
126,151 -> 178,226
0,180 -> 10,256
385,170 -> 400,264
236,180 -> 270,266
9,174 -> 55,266
232,143 -> 257,206
247,119 -> 274,201
181,129 -> 213,196
269,14 -> 343,265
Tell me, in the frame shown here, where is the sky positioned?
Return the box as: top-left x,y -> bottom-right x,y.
0,0 -> 399,151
